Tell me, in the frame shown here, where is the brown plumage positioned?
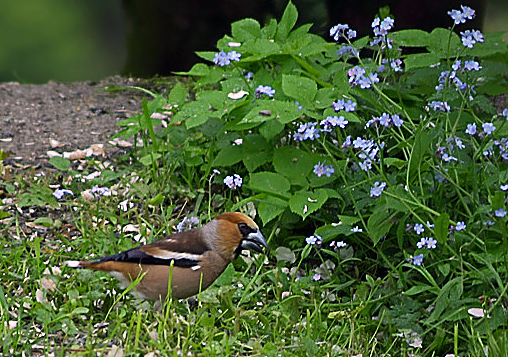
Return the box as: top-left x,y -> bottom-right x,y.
65,212 -> 267,301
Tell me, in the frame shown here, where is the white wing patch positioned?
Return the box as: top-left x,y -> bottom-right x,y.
148,248 -> 202,262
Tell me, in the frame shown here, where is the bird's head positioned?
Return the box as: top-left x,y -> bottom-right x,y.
210,212 -> 268,261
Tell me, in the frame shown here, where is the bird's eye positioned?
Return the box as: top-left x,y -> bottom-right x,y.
238,223 -> 248,230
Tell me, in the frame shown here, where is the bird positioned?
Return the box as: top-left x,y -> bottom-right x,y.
65,212 -> 268,301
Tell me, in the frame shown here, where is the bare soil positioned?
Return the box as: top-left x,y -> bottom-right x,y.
0,76 -> 150,168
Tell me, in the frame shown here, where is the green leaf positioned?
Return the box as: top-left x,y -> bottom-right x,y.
408,130 -> 430,183
174,63 -> 210,76
231,18 -> 261,42
281,74 -> 317,107
34,217 -> 53,227
175,101 -> 212,129
273,147 -> 314,186
168,83 -> 187,106
404,52 -> 443,70
276,1 -> 298,42
249,172 -> 291,196
289,189 -> 328,219
384,157 -> 407,169
367,208 -> 396,246
403,284 -> 436,296
48,156 -> 70,171
434,213 -> 450,244
258,196 -> 288,225
139,153 -> 161,166
427,28 -> 461,54
393,29 -> 430,47
212,146 -> 243,166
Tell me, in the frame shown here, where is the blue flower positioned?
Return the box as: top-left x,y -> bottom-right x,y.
392,114 -> 404,127
312,273 -> 322,281
425,237 -> 437,249
228,51 -> 241,62
465,123 -> 477,135
495,208 -> 507,218
482,122 -> 496,135
429,101 -> 450,112
500,184 -> 508,191
53,188 -> 74,200
464,60 -> 481,71
255,85 -> 275,97
314,162 -> 334,177
328,115 -> 348,128
344,100 -> 357,112
306,234 -> 322,245
455,221 -> 466,231
370,181 -> 387,198
461,5 -> 476,20
213,51 -> 230,66
442,153 -> 458,162
224,174 -> 242,189
416,237 -> 427,249
330,23 -> 351,41
414,223 -> 425,235
351,226 -> 363,233
448,9 -> 466,24
332,99 -> 345,111
412,254 -> 424,266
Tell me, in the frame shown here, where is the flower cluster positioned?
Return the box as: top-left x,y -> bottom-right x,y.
347,66 -> 380,89
320,115 -> 348,131
176,216 -> 200,232
333,98 -> 357,112
370,181 -> 386,198
329,23 -> 357,42
435,60 -> 481,100
428,101 -> 451,112
213,50 -> 241,66
255,85 -> 275,98
370,16 -> 395,48
460,29 -> 484,49
448,5 -> 475,24
365,113 -> 404,128
416,237 -> 438,249
343,136 -> 383,172
294,122 -> 320,141
224,174 -> 243,189
313,162 -> 335,177
306,234 -> 322,245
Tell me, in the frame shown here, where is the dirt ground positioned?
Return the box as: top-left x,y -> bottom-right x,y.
0,76 -> 151,168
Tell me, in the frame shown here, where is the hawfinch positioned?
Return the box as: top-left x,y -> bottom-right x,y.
66,212 -> 267,301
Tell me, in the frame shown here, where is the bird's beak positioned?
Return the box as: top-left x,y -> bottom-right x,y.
241,230 -> 268,254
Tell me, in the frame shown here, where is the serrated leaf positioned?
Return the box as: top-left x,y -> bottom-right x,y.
231,18 -> 261,42
175,101 -> 211,129
168,83 -> 187,106
258,196 -> 288,225
289,189 -> 328,219
276,1 -> 298,42
404,52 -> 443,70
393,29 -> 430,47
282,74 -> 317,107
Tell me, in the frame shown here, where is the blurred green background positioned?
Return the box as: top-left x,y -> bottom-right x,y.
0,0 -> 506,84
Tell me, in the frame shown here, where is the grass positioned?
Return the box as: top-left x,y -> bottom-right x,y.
2,2 -> 508,355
